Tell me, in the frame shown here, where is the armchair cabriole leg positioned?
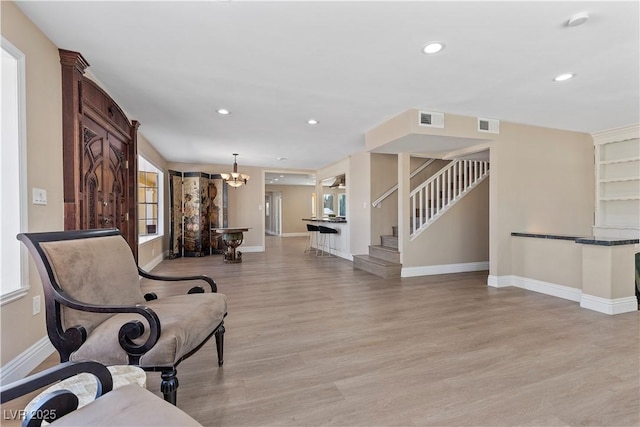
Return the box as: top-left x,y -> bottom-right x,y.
161,369 -> 179,405
215,323 -> 225,366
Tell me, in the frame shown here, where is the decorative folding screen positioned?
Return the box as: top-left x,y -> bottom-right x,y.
168,171 -> 228,258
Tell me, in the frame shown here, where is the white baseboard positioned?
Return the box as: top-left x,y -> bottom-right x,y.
512,276 -> 582,302
333,251 -> 352,261
240,246 -> 264,253
1,336 -> 55,384
580,294 -> 638,315
141,251 -> 166,272
402,261 -> 489,278
487,274 -> 513,288
281,233 -> 307,237
488,275 -> 581,301
488,275 -> 637,315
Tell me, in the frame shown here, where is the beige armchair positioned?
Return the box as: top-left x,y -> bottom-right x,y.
0,360 -> 202,426
17,229 -> 227,405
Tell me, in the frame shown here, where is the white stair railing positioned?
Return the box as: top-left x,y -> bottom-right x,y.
372,159 -> 436,208
410,159 -> 489,239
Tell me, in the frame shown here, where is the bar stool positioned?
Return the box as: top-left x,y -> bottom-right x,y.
318,225 -> 338,257
305,224 -> 319,254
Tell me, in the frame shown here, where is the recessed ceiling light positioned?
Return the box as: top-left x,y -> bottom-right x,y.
422,42 -> 445,55
307,119 -> 319,125
279,175 -> 284,178
566,12 -> 589,27
554,73 -> 575,82
277,157 -> 287,161
217,109 -> 230,115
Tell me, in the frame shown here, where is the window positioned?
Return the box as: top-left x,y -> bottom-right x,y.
311,193 -> 317,217
338,193 -> 346,217
1,38 -> 28,303
323,194 -> 334,216
138,156 -> 163,243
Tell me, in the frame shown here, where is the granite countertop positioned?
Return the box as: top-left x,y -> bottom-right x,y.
302,218 -> 347,223
574,236 -> 640,246
511,232 -> 639,246
511,232 -> 580,241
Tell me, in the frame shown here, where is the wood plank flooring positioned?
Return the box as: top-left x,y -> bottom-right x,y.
3,235 -> 639,426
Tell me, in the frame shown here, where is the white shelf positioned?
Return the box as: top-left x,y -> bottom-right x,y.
598,156 -> 640,165
600,196 -> 640,201
599,176 -> 640,183
594,134 -> 639,238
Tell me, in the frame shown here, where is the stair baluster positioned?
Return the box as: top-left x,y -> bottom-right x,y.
410,159 -> 490,239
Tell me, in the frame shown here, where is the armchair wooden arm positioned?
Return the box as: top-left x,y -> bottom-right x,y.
50,289 -> 162,359
138,267 -> 217,293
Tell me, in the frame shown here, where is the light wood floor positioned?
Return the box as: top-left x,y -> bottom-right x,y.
3,236 -> 639,426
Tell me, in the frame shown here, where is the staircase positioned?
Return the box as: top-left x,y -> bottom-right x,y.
353,226 -> 402,278
353,158 -> 490,278
410,159 -> 489,239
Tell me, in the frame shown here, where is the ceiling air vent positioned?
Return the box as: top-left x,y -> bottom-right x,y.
418,111 -> 444,128
478,118 -> 500,134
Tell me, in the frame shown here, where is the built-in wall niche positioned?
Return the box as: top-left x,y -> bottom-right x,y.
593,127 -> 640,238
321,175 -> 346,218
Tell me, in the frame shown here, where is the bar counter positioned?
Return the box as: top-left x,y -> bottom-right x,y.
302,218 -> 350,259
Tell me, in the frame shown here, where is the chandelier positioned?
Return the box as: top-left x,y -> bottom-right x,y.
221,153 -> 250,188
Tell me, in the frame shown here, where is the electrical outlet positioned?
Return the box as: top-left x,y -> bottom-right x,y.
33,295 -> 41,315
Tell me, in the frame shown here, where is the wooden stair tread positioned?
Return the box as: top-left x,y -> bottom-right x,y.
369,245 -> 399,253
353,254 -> 401,267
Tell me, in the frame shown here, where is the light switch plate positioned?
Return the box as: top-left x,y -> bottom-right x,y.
33,188 -> 47,205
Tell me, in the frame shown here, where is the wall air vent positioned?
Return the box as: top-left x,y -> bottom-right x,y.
418,111 -> 444,128
478,117 -> 500,134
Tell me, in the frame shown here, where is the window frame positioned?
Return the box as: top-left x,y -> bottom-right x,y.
1,37 -> 29,305
138,155 -> 164,245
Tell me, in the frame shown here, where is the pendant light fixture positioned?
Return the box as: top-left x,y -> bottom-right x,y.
221,153 -> 250,188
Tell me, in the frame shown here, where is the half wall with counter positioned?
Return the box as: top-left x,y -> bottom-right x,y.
499,232 -> 639,315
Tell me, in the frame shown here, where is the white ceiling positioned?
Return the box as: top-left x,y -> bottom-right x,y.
16,1 -> 639,171
265,172 -> 316,186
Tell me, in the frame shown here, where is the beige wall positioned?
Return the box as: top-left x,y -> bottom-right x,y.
371,154 -> 398,243
410,158 -> 448,191
1,1 -> 63,364
490,122 -> 594,276
265,184 -> 314,234
582,244 -> 639,300
511,237 -> 583,289
403,178 -> 489,267
167,163 -> 265,250
349,151 -> 371,255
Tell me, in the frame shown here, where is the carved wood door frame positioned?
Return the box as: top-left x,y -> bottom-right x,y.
60,49 -> 139,259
